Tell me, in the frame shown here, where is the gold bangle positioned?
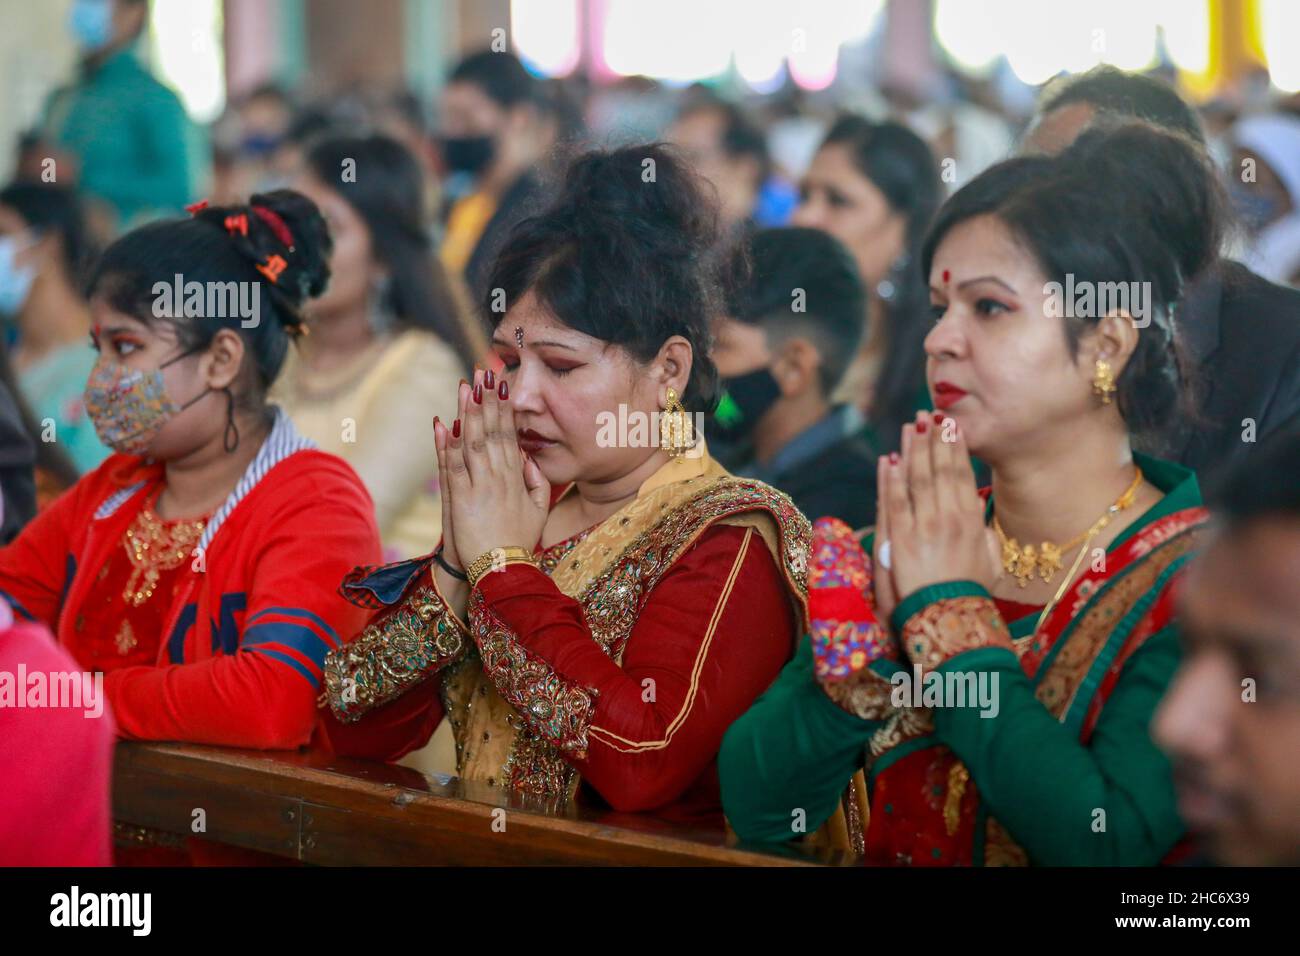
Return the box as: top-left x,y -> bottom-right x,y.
466,546 -> 536,588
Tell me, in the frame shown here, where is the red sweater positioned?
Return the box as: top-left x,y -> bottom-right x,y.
0,413 -> 381,749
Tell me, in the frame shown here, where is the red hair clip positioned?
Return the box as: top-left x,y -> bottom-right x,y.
223,213 -> 249,237
185,199 -> 209,216
256,253 -> 288,284
251,205 -> 295,251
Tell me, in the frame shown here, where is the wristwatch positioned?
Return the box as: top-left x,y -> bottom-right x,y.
466,546 -> 537,588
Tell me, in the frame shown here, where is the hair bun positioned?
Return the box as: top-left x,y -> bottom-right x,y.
1064,121 -> 1226,284
555,143 -> 720,261
194,189 -> 333,333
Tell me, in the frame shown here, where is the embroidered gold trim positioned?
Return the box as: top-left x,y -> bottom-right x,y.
469,587 -> 597,758
323,582 -> 469,721
821,668 -> 897,721
589,527 -> 753,752
475,475 -> 810,797
902,595 -> 1013,668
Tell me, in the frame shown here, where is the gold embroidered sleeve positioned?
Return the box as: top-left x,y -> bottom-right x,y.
324,579 -> 470,722
898,591 -> 1013,668
820,666 -> 900,721
468,587 -> 596,759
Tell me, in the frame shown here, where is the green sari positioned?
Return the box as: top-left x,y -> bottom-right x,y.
719,454 -> 1207,865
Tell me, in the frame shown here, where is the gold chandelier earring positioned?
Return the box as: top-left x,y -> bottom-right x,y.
1092,358 -> 1117,405
659,386 -> 693,458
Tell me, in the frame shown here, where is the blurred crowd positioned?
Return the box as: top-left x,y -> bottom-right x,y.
3,1 -> 1300,557
3,0 -> 1300,871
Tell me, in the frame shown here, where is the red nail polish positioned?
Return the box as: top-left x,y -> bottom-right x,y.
889,452 -> 900,464
452,419 -> 461,438
485,369 -> 495,390
917,418 -> 928,434
498,380 -> 508,400
473,384 -> 483,404
933,412 -> 944,424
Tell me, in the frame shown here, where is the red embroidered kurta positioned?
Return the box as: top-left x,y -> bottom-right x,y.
323,463 -> 811,825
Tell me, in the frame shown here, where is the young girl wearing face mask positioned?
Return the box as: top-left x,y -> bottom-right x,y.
0,190 -> 381,754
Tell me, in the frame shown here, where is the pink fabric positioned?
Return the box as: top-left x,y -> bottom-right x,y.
0,620 -> 116,866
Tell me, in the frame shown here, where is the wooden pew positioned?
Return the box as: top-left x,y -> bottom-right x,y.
112,742 -> 858,866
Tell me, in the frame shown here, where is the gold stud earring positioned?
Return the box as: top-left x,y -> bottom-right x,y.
659,386 -> 693,458
1092,358 -> 1117,404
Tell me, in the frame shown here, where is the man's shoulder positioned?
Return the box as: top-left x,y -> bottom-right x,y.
1219,261 -> 1300,339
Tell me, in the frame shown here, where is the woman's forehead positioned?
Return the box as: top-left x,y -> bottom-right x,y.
931,215 -> 1040,283
497,295 -> 596,348
89,297 -> 175,340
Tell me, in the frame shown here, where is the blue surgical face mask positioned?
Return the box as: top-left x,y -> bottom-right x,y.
1230,182 -> 1281,232
69,0 -> 113,52
0,236 -> 37,317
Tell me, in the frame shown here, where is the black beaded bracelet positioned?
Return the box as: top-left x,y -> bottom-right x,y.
434,546 -> 468,582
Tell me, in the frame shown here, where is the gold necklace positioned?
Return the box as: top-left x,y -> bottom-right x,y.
992,467 -> 1143,589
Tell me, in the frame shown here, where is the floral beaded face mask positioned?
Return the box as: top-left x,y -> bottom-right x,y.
83,350 -> 208,455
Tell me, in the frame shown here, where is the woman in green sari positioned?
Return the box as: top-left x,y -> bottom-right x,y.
719,121 -> 1222,865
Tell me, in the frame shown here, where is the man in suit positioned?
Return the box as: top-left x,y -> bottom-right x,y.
710,227 -> 877,529
1023,66 -> 1300,483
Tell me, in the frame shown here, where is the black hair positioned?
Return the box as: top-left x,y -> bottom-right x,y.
724,227 -> 866,393
484,143 -> 722,410
1037,65 -> 1205,145
240,82 -> 292,109
820,114 -> 942,452
284,106 -> 342,149
87,189 -> 331,410
304,135 -> 477,370
1209,426 -> 1300,523
0,182 -> 97,287
678,97 -> 772,184
920,120 -> 1227,445
448,50 -> 538,110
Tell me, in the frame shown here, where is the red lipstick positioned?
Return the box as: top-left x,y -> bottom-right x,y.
932,382 -> 968,410
517,428 -> 556,455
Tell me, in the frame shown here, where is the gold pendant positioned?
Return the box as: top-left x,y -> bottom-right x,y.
1001,536 -> 1040,588
1037,541 -> 1063,583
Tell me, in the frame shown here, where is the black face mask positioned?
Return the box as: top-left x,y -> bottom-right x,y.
442,135 -> 496,175
708,367 -> 782,446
